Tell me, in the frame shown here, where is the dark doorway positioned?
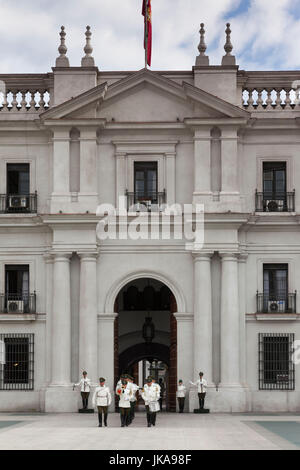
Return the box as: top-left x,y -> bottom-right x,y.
114,278 -> 177,411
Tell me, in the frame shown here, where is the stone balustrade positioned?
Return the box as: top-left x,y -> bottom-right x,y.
0,74 -> 52,113
0,89 -> 51,112
239,71 -> 300,111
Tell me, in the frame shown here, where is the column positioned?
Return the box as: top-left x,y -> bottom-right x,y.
165,152 -> 176,205
51,127 -> 71,213
78,252 -> 98,384
52,127 -> 70,194
220,253 -> 241,387
193,252 -> 213,384
116,153 -> 126,210
238,253 -> 248,387
174,312 -> 193,411
98,313 -> 117,406
44,254 -> 54,386
51,253 -> 72,386
193,127 -> 212,203
220,126 -> 239,194
78,128 -> 98,211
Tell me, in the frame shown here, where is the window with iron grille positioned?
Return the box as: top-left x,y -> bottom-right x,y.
258,333 -> 294,390
0,333 -> 34,390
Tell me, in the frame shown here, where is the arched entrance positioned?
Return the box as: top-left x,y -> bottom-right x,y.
113,277 -> 177,411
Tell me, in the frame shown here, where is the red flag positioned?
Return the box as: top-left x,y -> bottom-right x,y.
142,0 -> 152,67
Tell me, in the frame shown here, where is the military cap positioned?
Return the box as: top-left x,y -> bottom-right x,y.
199,371 -> 204,376
99,377 -> 105,382
146,376 -> 153,382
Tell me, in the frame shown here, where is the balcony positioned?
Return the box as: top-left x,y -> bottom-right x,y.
256,292 -> 297,314
0,192 -> 37,214
126,190 -> 166,212
255,190 -> 295,212
0,293 -> 36,314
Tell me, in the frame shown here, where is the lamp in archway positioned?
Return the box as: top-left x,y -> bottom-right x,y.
142,316 -> 155,344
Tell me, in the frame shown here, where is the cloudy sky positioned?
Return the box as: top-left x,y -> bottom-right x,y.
0,0 -> 300,73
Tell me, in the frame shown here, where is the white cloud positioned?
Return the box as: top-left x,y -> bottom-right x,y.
0,0 -> 300,73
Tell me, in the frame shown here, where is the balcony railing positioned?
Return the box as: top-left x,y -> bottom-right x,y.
0,293 -> 36,314
256,292 -> 297,314
0,192 -> 37,214
255,190 -> 295,212
126,190 -> 166,212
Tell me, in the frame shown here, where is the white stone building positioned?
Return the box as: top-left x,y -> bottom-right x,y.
0,24 -> 299,413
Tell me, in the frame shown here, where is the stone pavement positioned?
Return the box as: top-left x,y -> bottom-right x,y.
0,412 -> 300,450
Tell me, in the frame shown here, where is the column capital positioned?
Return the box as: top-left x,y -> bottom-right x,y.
44,253 -> 54,264
219,252 -> 239,261
192,251 -> 213,261
52,252 -> 72,262
97,312 -> 118,321
78,251 -> 99,261
238,252 -> 248,263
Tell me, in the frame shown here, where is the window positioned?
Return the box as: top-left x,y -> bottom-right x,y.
258,333 -> 294,390
263,162 -> 286,211
4,265 -> 31,313
7,163 -> 30,195
134,162 -> 158,203
263,264 -> 288,301
0,333 -> 34,390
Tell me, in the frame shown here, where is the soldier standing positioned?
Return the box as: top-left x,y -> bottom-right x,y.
92,377 -> 112,427
74,371 -> 92,410
142,376 -> 160,427
116,379 -> 131,427
176,379 -> 186,413
127,376 -> 139,425
190,371 -> 207,410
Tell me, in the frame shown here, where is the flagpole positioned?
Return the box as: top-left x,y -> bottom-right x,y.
144,0 -> 148,68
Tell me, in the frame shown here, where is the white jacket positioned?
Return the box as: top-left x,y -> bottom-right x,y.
129,383 -> 139,402
141,383 -> 160,405
190,378 -> 207,393
117,386 -> 132,408
75,377 -> 92,392
92,385 -> 112,407
176,384 -> 186,398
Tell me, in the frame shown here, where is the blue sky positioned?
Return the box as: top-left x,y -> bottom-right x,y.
0,0 -> 300,73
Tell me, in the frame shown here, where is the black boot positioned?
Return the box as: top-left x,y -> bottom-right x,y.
98,413 -> 102,427
121,413 -> 125,427
152,413 -> 156,426
104,414 -> 108,427
147,413 -> 151,427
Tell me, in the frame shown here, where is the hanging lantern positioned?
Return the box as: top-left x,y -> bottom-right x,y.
142,316 -> 155,344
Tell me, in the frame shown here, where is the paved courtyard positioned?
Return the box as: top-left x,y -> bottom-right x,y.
0,412 -> 300,450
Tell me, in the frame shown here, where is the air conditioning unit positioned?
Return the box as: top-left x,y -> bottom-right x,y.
265,199 -> 282,212
268,300 -> 286,313
8,196 -> 27,209
7,300 -> 24,313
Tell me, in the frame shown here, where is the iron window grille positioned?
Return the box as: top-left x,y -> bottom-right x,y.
258,333 -> 295,390
0,333 -> 34,390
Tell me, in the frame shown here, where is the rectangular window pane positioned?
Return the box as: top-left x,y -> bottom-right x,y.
0,334 -> 34,390
259,333 -> 294,390
7,164 -> 30,195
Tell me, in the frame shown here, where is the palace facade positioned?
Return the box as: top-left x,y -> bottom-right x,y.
0,24 -> 299,412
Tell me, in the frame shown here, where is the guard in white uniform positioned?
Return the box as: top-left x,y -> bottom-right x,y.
190,371 -> 208,409
142,376 -> 160,427
92,377 -> 112,427
127,376 -> 139,425
176,379 -> 186,413
116,379 -> 132,427
74,371 -> 92,410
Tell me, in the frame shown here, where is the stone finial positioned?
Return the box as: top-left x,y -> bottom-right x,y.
195,23 -> 209,66
81,26 -> 95,67
222,23 -> 236,66
56,26 -> 70,67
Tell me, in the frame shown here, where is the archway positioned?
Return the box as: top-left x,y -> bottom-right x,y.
113,277 -> 177,411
